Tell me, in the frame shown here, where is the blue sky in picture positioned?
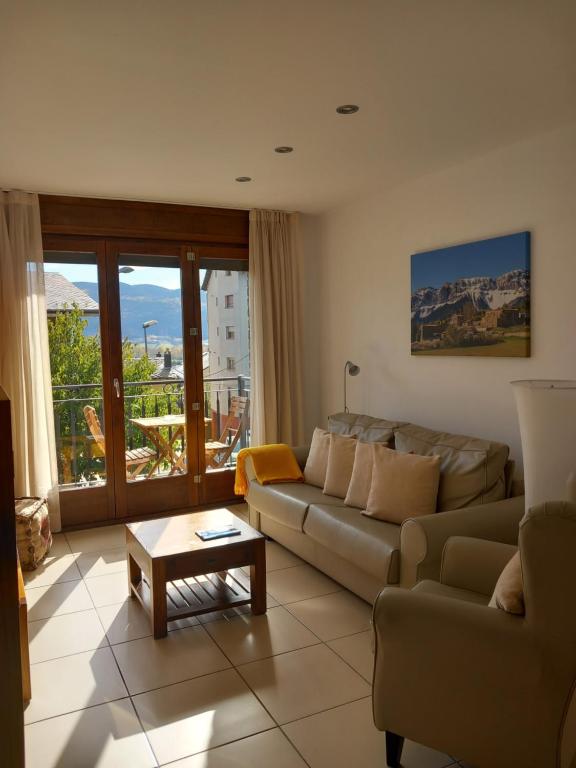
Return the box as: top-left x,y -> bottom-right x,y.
411,232 -> 530,291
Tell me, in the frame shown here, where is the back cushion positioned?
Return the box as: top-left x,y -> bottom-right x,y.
328,412 -> 407,445
304,428 -> 331,488
323,433 -> 357,499
394,424 -> 509,512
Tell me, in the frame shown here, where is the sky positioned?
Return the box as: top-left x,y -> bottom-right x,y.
43,261 -> 207,291
411,232 -> 530,291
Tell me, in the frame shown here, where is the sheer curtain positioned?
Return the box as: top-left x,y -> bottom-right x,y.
249,209 -> 304,446
0,191 -> 61,530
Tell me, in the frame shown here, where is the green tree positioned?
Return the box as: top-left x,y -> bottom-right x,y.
48,305 -> 157,482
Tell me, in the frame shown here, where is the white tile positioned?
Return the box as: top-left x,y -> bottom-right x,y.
85,571 -> 130,607
286,591 -> 372,641
237,644 -> 370,724
97,600 -> 200,645
25,698 -> 157,768
197,591 -> 279,624
266,564 -> 341,604
26,580 -> 93,621
29,609 -> 108,664
283,698 -> 456,768
112,625 -> 231,695
24,647 -> 128,724
264,540 -> 305,571
66,524 -> 126,554
49,532 -> 73,557
327,630 -> 374,682
132,669 -> 274,765
205,605 -> 320,665
23,553 -> 81,588
76,547 -> 128,578
167,729 -> 307,768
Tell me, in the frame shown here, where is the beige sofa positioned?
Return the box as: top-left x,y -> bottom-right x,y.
246,412 -> 525,602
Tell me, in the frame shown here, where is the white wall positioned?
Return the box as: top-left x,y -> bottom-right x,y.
304,123 -> 576,462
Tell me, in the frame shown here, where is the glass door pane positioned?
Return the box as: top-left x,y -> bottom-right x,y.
117,254 -> 188,483
200,259 -> 251,473
44,251 -> 107,488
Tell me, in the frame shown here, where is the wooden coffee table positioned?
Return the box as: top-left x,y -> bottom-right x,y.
125,508 -> 266,638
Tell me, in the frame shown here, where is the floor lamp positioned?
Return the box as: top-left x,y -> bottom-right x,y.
512,380 -> 576,510
344,361 -> 360,413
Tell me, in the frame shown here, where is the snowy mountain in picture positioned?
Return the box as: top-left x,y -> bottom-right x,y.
411,269 -> 530,323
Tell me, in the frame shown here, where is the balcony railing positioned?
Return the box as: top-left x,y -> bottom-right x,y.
52,375 -> 250,487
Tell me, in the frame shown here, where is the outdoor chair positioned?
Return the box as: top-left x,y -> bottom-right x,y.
205,396 -> 250,469
83,405 -> 156,480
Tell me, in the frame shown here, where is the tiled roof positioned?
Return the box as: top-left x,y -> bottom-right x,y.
45,273 -> 99,314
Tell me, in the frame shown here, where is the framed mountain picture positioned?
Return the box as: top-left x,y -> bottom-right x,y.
411,232 -> 531,357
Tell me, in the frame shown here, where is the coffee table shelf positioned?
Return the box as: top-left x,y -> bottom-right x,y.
131,568 -> 253,622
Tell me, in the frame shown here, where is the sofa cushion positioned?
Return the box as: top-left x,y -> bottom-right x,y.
304,503 -> 400,582
413,579 -> 490,606
247,481 -> 346,532
394,424 -> 509,511
329,412 -> 407,445
345,441 -> 374,509
304,428 -> 331,488
365,444 -> 441,523
324,433 -> 357,499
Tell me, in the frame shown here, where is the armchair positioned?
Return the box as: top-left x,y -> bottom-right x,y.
372,501 -> 576,768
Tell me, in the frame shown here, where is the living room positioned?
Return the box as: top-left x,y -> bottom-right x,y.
2,2 -> 576,768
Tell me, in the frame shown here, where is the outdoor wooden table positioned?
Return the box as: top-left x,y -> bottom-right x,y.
129,414 -> 185,478
125,508 -> 266,638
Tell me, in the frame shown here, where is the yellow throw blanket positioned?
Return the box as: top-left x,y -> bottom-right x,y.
235,444 -> 304,496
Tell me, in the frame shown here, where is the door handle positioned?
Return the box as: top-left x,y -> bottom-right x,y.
113,378 -> 121,398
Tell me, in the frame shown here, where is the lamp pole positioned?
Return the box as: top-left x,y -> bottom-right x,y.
344,360 -> 361,413
142,320 -> 158,357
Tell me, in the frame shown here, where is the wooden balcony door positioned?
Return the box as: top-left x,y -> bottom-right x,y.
44,237 -> 203,526
106,242 -> 202,519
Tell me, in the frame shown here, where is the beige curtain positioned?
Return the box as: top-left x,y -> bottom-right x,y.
0,191 -> 61,531
249,209 -> 304,446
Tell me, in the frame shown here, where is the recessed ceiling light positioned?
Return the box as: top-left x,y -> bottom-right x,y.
235,176 -> 252,182
336,104 -> 359,115
274,146 -> 294,153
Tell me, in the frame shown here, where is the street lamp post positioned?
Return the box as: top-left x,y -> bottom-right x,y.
142,319 -> 158,357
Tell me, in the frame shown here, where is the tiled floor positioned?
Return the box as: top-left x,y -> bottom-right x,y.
23,503 -> 464,768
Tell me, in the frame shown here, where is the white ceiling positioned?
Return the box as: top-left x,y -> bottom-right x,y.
1,0 -> 576,214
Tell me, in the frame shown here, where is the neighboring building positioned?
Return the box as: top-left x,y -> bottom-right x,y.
45,272 -> 99,318
201,269 -> 250,419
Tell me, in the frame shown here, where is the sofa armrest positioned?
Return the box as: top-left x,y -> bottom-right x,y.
399,495 -> 525,588
440,536 -> 518,596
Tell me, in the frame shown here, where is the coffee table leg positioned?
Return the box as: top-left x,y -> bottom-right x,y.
151,560 -> 168,639
250,539 -> 266,615
127,553 -> 141,598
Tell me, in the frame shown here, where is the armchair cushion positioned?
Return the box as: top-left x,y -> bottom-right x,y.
489,551 -> 524,615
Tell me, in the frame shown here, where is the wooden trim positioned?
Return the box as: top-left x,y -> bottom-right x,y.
39,195 -> 249,246
0,389 -> 25,767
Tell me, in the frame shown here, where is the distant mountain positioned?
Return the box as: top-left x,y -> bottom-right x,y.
411,269 -> 529,324
74,282 -> 208,344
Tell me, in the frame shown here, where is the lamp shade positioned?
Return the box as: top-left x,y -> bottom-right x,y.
512,380 -> 576,510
